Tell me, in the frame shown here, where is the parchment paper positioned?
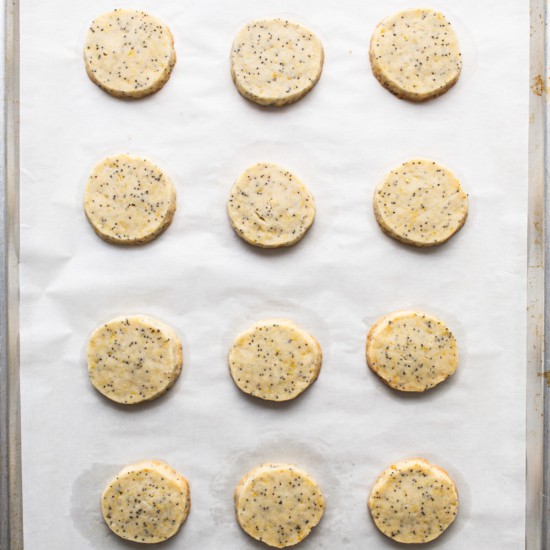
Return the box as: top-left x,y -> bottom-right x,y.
19,0 -> 528,548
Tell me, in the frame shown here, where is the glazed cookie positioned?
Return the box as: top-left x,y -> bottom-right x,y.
230,18 -> 324,106
373,159 -> 468,247
84,154 -> 176,245
84,9 -> 176,98
101,460 -> 191,543
368,458 -> 458,543
366,310 -> 458,392
227,163 -> 315,248
87,315 -> 183,404
229,319 -> 322,401
235,463 -> 325,548
370,9 -> 462,101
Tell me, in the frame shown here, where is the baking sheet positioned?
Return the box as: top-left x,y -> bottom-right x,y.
19,0 -> 528,548
526,0 -> 546,545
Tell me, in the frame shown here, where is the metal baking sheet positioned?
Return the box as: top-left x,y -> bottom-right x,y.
0,0 -> 22,548
527,0 -> 548,548
0,0 -> 535,548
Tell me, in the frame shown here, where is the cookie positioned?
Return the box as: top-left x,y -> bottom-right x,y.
368,458 -> 458,543
84,9 -> 176,99
369,9 -> 461,101
366,310 -> 458,392
87,315 -> 183,404
101,460 -> 191,543
373,159 -> 468,247
230,18 -> 324,107
235,463 -> 325,548
227,163 -> 316,248
84,154 -> 176,245
229,319 -> 322,402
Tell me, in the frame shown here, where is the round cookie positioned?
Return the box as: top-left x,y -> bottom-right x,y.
369,9 -> 462,102
87,315 -> 183,404
101,460 -> 191,543
230,18 -> 324,107
227,163 -> 316,248
366,310 -> 458,392
234,463 -> 325,548
368,458 -> 458,543
373,159 -> 468,247
229,319 -> 322,402
84,9 -> 176,99
84,154 -> 177,245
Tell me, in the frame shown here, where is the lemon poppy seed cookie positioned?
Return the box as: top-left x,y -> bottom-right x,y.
368,458 -> 458,543
84,9 -> 176,99
87,315 -> 183,404
366,310 -> 458,392
370,9 -> 462,101
229,319 -> 322,402
234,463 -> 325,548
373,159 -> 468,247
101,460 -> 191,543
228,163 -> 315,248
231,18 -> 324,107
84,154 -> 176,245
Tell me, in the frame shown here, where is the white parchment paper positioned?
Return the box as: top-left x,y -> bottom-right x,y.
19,0 -> 528,548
